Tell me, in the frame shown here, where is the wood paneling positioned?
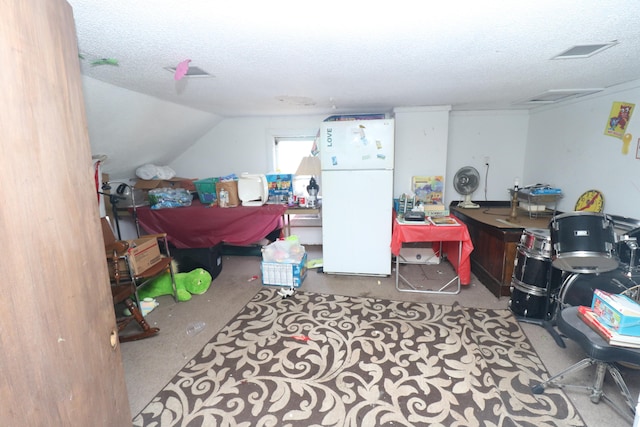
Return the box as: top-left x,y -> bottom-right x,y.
452,205 -> 551,297
0,1 -> 131,424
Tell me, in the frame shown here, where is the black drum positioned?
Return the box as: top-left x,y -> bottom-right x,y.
617,228 -> 640,272
557,268 -> 640,309
509,280 -> 557,320
508,245 -> 563,320
512,247 -> 562,291
519,228 -> 552,259
550,212 -> 617,273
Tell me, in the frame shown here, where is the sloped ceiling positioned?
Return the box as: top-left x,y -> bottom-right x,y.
69,0 -> 640,117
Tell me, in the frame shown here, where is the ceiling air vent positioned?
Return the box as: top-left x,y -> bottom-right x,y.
514,89 -> 604,106
164,65 -> 213,78
552,42 -> 618,59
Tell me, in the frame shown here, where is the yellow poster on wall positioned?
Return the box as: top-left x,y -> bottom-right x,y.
604,101 -> 635,139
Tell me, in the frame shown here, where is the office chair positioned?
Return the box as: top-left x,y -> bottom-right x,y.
101,217 -> 177,342
531,306 -> 640,423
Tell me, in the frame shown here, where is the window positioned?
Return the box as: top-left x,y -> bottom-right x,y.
273,136 -> 315,173
273,136 -> 317,196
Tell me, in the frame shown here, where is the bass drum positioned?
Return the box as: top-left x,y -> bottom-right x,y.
558,268 -> 640,308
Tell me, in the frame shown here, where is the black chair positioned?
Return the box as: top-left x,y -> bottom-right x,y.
532,306 -> 640,422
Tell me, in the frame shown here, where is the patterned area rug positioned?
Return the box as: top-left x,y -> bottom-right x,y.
133,288 -> 585,426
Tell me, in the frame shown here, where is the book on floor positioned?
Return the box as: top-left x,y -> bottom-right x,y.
577,305 -> 640,349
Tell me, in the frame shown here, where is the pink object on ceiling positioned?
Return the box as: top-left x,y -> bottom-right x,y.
174,59 -> 191,80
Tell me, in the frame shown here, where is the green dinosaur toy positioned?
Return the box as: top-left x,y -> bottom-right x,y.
138,268 -> 213,302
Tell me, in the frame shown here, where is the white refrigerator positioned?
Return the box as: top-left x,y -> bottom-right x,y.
320,118 -> 395,276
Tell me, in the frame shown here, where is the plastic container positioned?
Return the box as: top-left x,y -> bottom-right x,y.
186,321 -> 206,336
194,178 -> 219,204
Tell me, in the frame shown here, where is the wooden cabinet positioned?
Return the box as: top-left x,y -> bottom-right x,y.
451,205 -> 550,298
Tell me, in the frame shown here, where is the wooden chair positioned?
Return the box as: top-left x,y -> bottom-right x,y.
101,217 -> 177,342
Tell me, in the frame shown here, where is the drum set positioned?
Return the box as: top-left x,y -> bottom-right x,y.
508,211 -> 640,331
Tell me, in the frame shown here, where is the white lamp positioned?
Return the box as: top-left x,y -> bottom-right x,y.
295,156 -> 321,208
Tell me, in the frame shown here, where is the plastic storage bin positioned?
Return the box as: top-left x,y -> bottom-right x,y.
261,253 -> 307,287
171,243 -> 223,281
194,178 -> 219,204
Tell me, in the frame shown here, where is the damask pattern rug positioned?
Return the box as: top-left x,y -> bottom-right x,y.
133,288 -> 585,426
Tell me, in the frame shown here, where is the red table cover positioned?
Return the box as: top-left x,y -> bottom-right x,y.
391,217 -> 474,285
136,200 -> 288,249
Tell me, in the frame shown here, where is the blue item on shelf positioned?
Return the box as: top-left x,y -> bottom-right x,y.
530,187 -> 562,195
148,187 -> 193,209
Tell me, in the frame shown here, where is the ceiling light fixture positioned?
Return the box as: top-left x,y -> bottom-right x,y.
552,41 -> 618,59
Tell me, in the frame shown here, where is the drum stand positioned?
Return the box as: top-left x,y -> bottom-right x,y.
515,266 -> 566,348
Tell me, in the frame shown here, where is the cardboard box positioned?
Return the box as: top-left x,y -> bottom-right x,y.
592,289 -> 640,335
261,252 -> 307,287
126,237 -> 162,275
134,177 -> 196,192
216,180 -> 240,207
398,247 -> 440,265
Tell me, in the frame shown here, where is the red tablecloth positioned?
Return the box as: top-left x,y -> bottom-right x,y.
391,217 -> 474,285
136,200 -> 288,248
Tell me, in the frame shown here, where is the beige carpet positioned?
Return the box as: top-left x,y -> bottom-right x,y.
133,288 -> 585,426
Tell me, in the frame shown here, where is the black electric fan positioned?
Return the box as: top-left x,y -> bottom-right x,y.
453,166 -> 480,208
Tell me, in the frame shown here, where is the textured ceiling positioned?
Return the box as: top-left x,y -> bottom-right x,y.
68,1 -> 640,117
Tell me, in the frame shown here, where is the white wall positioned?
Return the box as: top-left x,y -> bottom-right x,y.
170,115 -> 327,179
447,110 -> 529,205
172,109 -> 455,200
82,76 -> 222,180
93,75 -> 638,222
393,106 -> 451,199
525,80 -> 640,219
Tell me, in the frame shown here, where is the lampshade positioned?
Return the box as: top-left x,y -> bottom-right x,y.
295,156 -> 321,177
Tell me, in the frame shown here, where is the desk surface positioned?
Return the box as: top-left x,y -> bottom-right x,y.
284,206 -> 320,215
451,206 -> 552,229
136,200 -> 288,248
391,217 -> 474,285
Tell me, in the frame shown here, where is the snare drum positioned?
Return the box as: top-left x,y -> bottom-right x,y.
550,212 -> 617,273
557,268 -> 640,309
519,228 -> 553,259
